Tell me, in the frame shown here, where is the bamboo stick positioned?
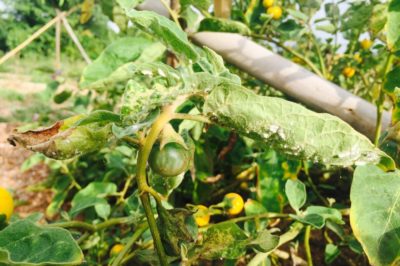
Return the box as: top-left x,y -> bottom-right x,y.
61,17 -> 92,64
0,12 -> 66,65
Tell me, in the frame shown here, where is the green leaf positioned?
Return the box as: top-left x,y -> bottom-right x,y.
324,244 -> 340,264
124,10 -> 199,62
53,89 -> 72,104
369,4 -> 387,36
316,23 -> 336,34
198,18 -> 251,35
244,199 -> 268,234
116,0 -> 144,10
350,165 -> 400,266
384,66 -> 400,94
292,206 -> 343,229
20,153 -> 45,172
73,110 -> 121,126
286,8 -> 308,21
203,82 -> 395,170
0,220 -> 83,265
181,0 -> 210,11
80,37 -> 161,88
387,0 -> 400,51
247,229 -> 280,253
341,4 -> 373,31
150,173 -> 185,196
285,179 -> 306,212
199,222 -> 248,259
70,182 -> 117,219
156,205 -> 196,256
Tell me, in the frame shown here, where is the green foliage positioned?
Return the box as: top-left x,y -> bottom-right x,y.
70,182 -> 117,219
350,165 -> 400,266
285,179 -> 306,213
5,2 -> 400,266
80,37 -> 164,88
0,220 -> 83,265
387,0 -> 400,51
203,81 -> 394,169
199,18 -> 251,34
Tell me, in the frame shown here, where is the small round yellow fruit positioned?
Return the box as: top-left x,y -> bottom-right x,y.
354,53 -> 362,63
109,244 -> 124,256
267,6 -> 283,20
360,39 -> 372,50
0,187 -> 14,221
263,0 -> 274,8
224,193 -> 244,215
194,205 -> 210,227
342,67 -> 356,78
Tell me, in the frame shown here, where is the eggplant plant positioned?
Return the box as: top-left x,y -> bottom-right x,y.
2,1 -> 400,265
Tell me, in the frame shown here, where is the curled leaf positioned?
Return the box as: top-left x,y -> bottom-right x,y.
8,119 -> 112,160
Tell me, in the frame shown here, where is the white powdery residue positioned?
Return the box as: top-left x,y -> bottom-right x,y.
269,124 -> 280,133
141,70 -> 153,76
157,68 -> 166,77
337,145 -> 361,160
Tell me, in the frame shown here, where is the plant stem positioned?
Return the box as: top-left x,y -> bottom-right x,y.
172,113 -> 212,124
159,0 -> 182,30
111,222 -> 148,266
122,136 -> 142,147
117,174 -> 136,204
303,162 -> 329,206
374,52 -> 394,146
135,96 -> 187,266
251,34 -> 324,77
211,212 -> 290,227
308,29 -> 327,78
50,216 -> 132,232
304,225 -> 313,266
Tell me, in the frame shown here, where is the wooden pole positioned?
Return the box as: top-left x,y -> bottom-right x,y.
61,17 -> 92,64
0,12 -> 66,65
55,9 -> 62,73
214,0 -> 232,18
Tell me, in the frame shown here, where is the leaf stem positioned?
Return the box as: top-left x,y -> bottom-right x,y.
308,28 -> 327,78
172,113 -> 211,123
303,162 -> 329,206
304,225 -> 313,266
111,222 -> 148,266
49,216 -> 132,232
135,96 -> 187,266
159,0 -> 182,30
210,212 -> 290,227
251,33 -> 324,77
374,52 -> 394,146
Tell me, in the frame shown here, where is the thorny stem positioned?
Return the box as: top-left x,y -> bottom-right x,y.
374,52 -> 394,146
135,96 -> 187,266
304,226 -> 314,266
111,222 -> 148,266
